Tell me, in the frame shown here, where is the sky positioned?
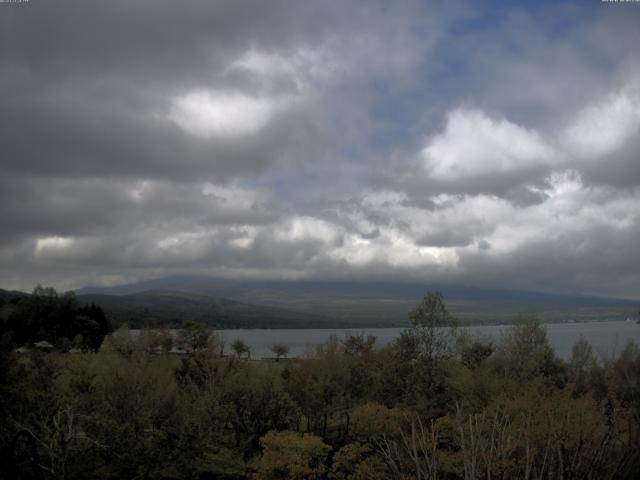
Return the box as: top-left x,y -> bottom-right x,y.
1,0 -> 640,299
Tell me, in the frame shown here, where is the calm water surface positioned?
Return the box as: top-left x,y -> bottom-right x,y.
218,320 -> 640,360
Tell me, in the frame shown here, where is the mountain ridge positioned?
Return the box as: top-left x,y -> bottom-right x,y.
4,277 -> 637,329
74,276 -> 639,326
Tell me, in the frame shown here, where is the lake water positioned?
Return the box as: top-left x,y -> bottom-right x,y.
217,320 -> 640,360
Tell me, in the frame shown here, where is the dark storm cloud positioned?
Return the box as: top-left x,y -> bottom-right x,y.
0,0 -> 439,180
1,0 -> 640,299
0,1 -> 337,79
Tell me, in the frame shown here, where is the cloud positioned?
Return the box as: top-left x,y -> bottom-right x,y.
421,108 -> 559,181
168,90 -> 286,138
1,1 -> 640,299
416,74 -> 640,192
226,46 -> 339,92
563,81 -> 640,160
35,236 -> 75,255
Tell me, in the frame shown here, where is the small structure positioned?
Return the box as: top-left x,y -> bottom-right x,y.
33,340 -> 54,350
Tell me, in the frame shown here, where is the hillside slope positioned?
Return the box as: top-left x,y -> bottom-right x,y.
77,277 -> 639,325
76,290 -> 352,329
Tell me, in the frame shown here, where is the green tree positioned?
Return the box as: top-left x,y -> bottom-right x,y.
456,331 -> 494,370
492,316 -> 567,390
342,334 -> 376,356
405,291 -> 457,361
221,365 -> 299,451
100,325 -> 137,358
1,286 -> 110,351
178,321 -> 221,354
409,292 -> 454,327
382,292 -> 458,416
609,339 -> 640,427
568,336 -> 597,396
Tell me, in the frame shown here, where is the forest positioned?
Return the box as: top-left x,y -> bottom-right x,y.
1,290 -> 639,479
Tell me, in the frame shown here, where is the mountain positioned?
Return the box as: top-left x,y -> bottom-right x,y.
0,288 -> 29,302
75,290 -> 350,329
76,277 -> 639,326
1,287 -> 352,329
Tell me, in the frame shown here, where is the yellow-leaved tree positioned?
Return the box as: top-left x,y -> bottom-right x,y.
253,430 -> 331,480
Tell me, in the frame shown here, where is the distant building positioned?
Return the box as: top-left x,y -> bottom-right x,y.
33,340 -> 54,350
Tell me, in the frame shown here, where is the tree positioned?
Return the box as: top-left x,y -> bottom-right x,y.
254,430 -> 331,480
409,292 -> 454,329
32,284 -> 58,298
220,366 -> 299,451
100,325 -> 137,358
156,327 -> 174,354
348,402 -> 409,440
231,338 -> 251,359
54,336 -> 72,353
404,291 -> 457,361
71,334 -> 84,351
457,333 -> 494,370
568,336 -> 597,396
609,339 -> 640,426
376,418 -> 441,480
330,442 -> 387,480
75,303 -> 111,350
493,316 -> 567,389
178,321 -> 220,353
0,286 -> 110,351
387,292 -> 458,416
269,343 -> 290,361
342,334 -> 376,356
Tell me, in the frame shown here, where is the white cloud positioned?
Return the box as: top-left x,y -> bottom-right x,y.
129,180 -> 150,200
34,236 -> 103,263
228,47 -> 338,91
274,216 -> 342,245
35,236 -> 74,253
168,90 -> 284,138
317,224 -> 459,269
229,234 -> 255,250
563,84 -> 640,160
341,169 -> 638,275
422,108 -> 559,181
542,170 -> 584,199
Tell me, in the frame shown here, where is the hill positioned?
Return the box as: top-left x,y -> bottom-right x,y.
75,290 -> 351,329
76,277 -> 639,326
0,289 -> 29,302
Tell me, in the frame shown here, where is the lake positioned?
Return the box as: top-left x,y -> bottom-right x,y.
217,320 -> 640,360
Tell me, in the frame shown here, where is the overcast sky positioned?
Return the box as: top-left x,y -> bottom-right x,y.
1,0 -> 639,298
